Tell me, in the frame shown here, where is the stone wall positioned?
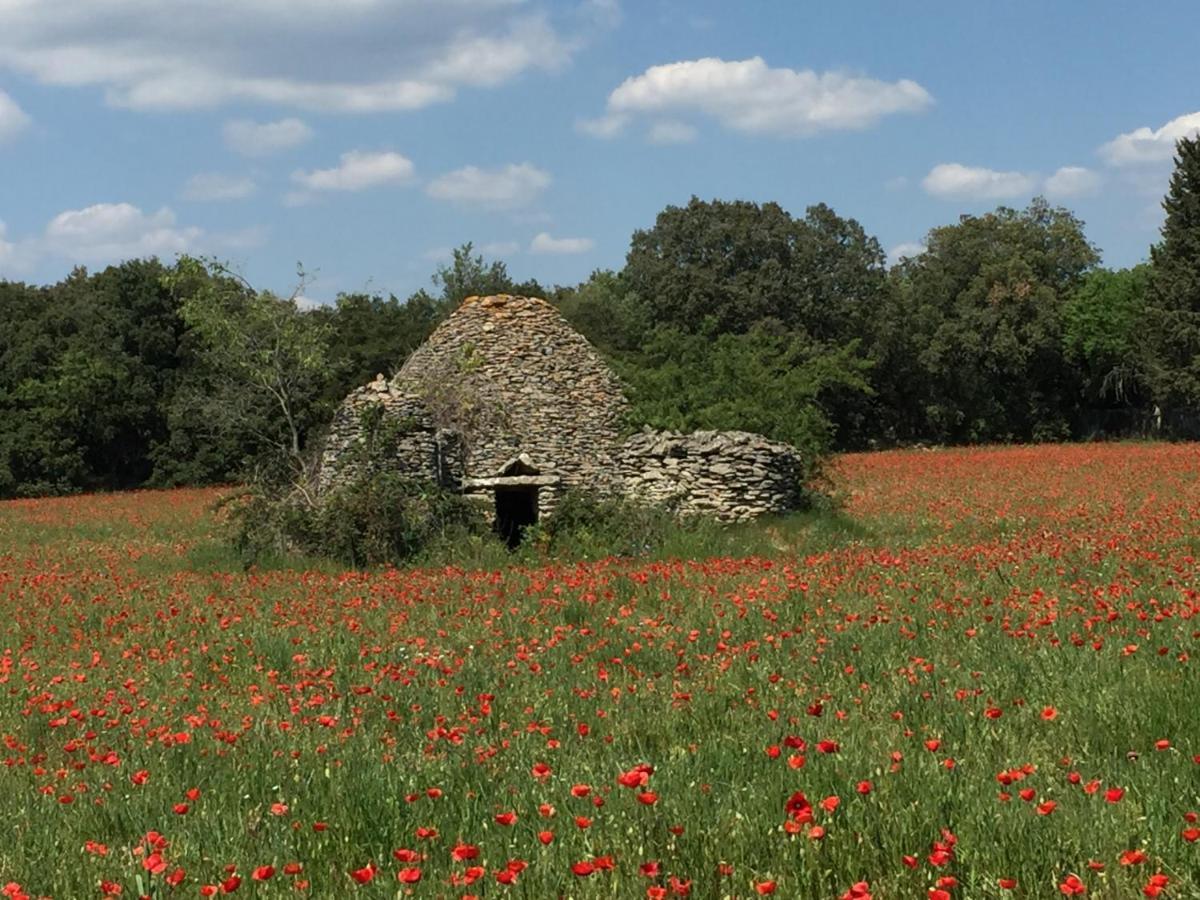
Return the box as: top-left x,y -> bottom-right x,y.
315,375 -> 463,495
618,429 -> 805,521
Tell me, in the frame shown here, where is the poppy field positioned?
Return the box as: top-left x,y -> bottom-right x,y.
1,443 -> 1199,899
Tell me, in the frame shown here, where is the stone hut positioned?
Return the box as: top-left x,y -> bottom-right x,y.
317,294 -> 806,542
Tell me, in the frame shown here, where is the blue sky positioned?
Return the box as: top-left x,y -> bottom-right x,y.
1,0 -> 1198,303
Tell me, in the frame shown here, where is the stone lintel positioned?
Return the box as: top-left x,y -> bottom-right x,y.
463,474 -> 562,489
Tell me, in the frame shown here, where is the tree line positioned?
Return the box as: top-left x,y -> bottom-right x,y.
2,137 -> 1199,499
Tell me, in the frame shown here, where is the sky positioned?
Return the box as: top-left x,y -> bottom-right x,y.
1,0 -> 1198,303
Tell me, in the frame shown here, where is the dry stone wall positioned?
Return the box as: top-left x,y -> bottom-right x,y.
618,429 -> 804,521
316,375 -> 463,495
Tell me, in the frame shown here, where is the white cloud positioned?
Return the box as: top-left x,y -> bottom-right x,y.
222,117 -> 312,156
530,231 -> 593,254
1,202 -> 263,272
647,120 -> 697,144
887,242 -> 926,265
0,89 -> 30,142
182,172 -> 257,202
922,163 -> 1038,200
0,2 -> 575,113
43,202 -> 200,263
588,56 -> 931,141
292,150 -> 415,192
425,163 -> 551,210
1043,165 -> 1102,198
1100,111 -> 1200,166
575,113 -> 628,138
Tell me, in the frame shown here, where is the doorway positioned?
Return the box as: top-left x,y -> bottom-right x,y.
495,487 -> 538,549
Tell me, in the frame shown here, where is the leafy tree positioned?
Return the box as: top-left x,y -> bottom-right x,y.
1063,265 -> 1150,405
314,290 -> 448,406
623,196 -> 887,341
884,199 -> 1099,443
620,326 -> 872,472
554,269 -> 649,355
431,242 -> 544,307
0,260 -> 193,495
1144,136 -> 1200,420
166,257 -> 332,486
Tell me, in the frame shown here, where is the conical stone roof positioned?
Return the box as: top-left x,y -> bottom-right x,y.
391,294 -> 628,489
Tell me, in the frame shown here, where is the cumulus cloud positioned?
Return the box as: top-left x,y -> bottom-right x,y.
585,56 -> 931,140
0,89 -> 30,142
888,242 -> 927,265
647,120 -> 697,144
1100,111 -> 1200,166
530,232 -> 593,254
1043,166 -> 1102,198
0,1 -> 577,113
575,113 -> 628,139
0,202 -> 265,272
182,172 -> 257,202
425,163 -> 551,210
922,163 -> 1039,200
923,162 -> 1104,202
42,202 -> 201,263
292,150 -> 415,192
223,118 -> 312,156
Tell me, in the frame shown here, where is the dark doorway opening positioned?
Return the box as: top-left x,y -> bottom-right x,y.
495,487 -> 538,549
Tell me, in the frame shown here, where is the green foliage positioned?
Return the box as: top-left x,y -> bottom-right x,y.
431,242 -> 545,307
167,256 -> 333,480
1063,265 -> 1150,403
1144,136 -> 1200,417
623,196 -> 887,341
231,473 -> 486,569
882,198 -> 1099,443
620,326 -> 872,473
523,489 -> 683,559
553,269 -> 649,355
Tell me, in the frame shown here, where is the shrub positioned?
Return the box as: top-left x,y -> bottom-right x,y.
523,490 -> 685,559
230,473 -> 487,568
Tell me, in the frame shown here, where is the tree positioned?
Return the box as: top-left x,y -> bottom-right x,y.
553,269 -> 649,355
431,242 -> 544,307
1144,136 -> 1200,422
620,326 -> 872,472
884,199 -> 1099,443
623,197 -> 887,341
1063,265 -> 1149,405
166,257 -> 332,487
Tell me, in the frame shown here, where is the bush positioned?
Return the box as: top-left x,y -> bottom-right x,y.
523,490 -> 685,559
230,473 -> 487,568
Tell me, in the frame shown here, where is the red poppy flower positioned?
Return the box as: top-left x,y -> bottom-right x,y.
397,868 -> 421,884
252,866 -> 274,881
1059,874 -> 1086,895
451,843 -> 479,862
